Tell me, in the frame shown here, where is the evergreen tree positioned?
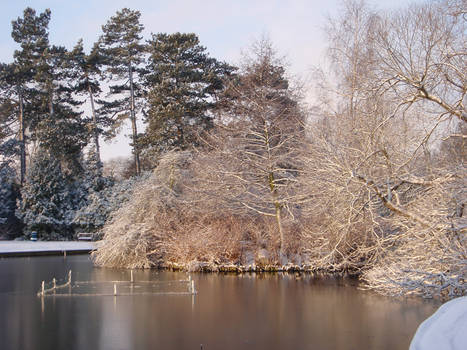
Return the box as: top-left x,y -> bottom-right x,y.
72,148 -> 114,234
72,152 -> 149,236
4,8 -> 51,184
69,40 -> 112,164
34,44 -> 89,172
143,32 -> 235,153
9,8 -> 90,176
80,147 -> 113,199
18,150 -> 86,239
0,164 -> 22,238
99,8 -> 146,175
0,65 -> 21,169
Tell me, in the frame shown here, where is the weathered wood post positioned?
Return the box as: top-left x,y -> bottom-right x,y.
41,281 -> 45,296
114,283 -> 117,296
53,278 -> 56,289
130,270 -> 134,283
68,270 -> 72,284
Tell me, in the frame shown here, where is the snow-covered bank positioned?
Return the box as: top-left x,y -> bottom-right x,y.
0,241 -> 98,256
410,296 -> 467,350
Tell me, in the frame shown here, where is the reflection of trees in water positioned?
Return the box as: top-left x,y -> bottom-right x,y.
0,257 -> 440,349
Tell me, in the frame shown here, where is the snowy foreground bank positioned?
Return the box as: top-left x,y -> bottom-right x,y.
410,296 -> 467,350
0,241 -> 97,256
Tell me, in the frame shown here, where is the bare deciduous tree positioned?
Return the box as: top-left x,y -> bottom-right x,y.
306,0 -> 466,296
193,39 -> 307,261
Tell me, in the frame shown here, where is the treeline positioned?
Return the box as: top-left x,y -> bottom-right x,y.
1,1 -> 466,299
94,0 -> 466,299
0,8 -> 234,239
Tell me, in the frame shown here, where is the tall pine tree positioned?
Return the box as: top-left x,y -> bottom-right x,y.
99,8 -> 146,175
34,44 -> 88,171
69,39 -> 110,164
0,64 -> 20,170
5,8 -> 51,184
143,32 -> 235,153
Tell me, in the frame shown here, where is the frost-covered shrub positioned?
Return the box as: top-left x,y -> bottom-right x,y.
93,152 -> 272,269
362,176 -> 467,299
73,172 -> 150,238
17,146 -> 150,240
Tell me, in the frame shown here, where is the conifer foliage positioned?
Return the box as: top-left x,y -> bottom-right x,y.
19,150 -> 79,239
142,33 -> 235,153
69,40 -> 107,163
0,164 -> 22,238
1,6 -> 239,239
99,8 -> 146,175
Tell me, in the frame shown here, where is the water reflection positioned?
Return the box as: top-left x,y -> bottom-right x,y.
0,255 -> 439,350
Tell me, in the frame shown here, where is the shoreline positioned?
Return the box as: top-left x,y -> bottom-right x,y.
161,261 -> 357,275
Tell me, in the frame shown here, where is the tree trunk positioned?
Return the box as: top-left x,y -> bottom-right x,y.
129,64 -> 141,175
264,124 -> 285,258
18,86 -> 26,185
269,171 -> 285,260
49,82 -> 54,117
87,82 -> 101,164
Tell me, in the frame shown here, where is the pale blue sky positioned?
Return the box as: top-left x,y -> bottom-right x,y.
0,0 -> 420,160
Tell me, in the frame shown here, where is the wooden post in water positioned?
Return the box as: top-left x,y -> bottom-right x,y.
53,278 -> 56,289
68,270 -> 72,284
63,251 -> 66,258
41,281 -> 45,296
191,280 -> 195,294
130,270 -> 134,283
114,284 -> 117,296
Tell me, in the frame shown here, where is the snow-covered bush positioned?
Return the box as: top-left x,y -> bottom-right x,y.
362,175 -> 467,299
17,147 -> 149,240
73,172 -> 150,238
93,151 -> 275,269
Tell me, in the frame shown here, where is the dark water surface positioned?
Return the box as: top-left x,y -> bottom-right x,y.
0,255 -> 439,350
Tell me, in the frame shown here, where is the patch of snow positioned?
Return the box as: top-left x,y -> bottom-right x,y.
410,296 -> 467,350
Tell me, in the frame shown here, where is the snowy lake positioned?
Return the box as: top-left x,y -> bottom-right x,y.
0,255 -> 440,350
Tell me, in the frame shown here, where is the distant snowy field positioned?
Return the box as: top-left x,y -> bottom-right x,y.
410,296 -> 467,350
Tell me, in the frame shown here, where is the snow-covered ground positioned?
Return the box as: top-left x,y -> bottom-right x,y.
410,296 -> 467,350
0,241 -> 97,255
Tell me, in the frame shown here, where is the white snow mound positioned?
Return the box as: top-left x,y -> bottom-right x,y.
410,296 -> 467,350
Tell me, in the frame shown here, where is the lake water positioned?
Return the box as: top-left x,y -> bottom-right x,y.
0,255 -> 440,350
